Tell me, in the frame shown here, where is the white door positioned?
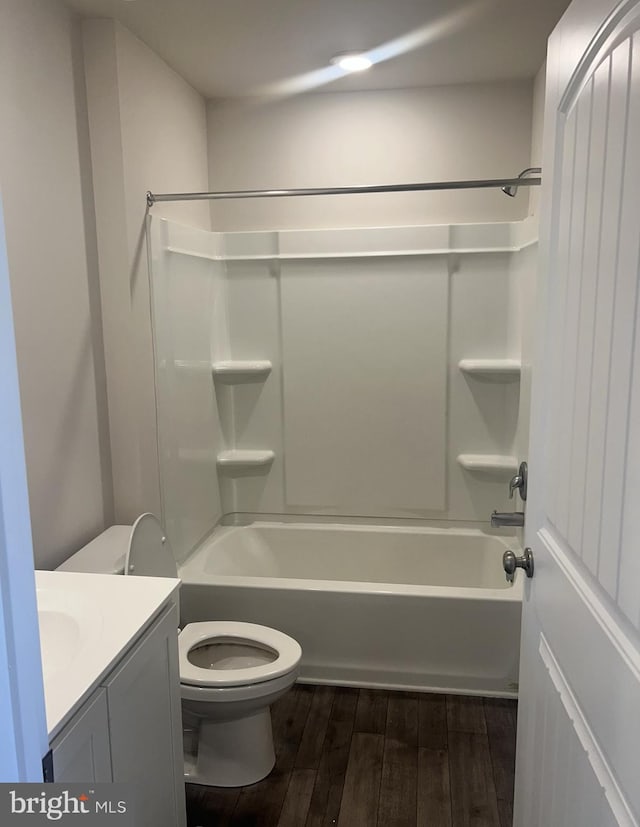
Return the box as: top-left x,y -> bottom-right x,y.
0,193 -> 48,780
515,0 -> 640,824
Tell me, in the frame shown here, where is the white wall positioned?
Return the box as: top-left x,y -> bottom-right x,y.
510,62 -> 546,476
528,64 -> 547,218
279,256 -> 448,514
209,224 -> 533,524
0,0 -> 112,569
207,82 -> 534,232
83,20 -> 218,528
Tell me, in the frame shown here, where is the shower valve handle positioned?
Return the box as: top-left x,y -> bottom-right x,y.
508,461 -> 528,501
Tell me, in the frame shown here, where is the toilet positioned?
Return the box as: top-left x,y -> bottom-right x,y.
58,514 -> 302,787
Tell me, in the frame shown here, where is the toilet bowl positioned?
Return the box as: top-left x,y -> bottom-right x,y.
180,621 -> 301,786
58,515 -> 302,787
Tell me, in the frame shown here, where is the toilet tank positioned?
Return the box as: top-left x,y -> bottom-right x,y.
57,522 -> 181,623
57,525 -> 132,574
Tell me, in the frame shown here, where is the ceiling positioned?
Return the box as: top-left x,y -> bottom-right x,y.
65,0 -> 571,99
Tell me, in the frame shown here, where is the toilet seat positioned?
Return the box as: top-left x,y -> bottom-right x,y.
125,513 -> 178,578
179,621 -> 302,688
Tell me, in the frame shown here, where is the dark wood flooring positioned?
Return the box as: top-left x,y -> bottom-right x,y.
186,684 -> 517,827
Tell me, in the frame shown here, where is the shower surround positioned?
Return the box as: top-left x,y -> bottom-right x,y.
147,215 -> 536,694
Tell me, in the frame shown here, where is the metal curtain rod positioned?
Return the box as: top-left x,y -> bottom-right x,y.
145,175 -> 541,207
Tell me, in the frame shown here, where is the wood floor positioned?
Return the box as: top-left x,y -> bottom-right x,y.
186,684 -> 517,827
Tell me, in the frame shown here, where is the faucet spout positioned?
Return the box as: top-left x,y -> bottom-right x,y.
491,511 -> 525,528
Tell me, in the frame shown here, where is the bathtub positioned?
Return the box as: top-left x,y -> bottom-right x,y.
178,521 -> 522,697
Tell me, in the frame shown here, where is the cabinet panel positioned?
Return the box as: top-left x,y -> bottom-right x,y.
104,606 -> 185,827
51,689 -> 111,783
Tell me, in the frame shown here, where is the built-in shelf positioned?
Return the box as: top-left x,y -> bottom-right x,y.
458,359 -> 521,379
457,454 -> 519,474
212,360 -> 272,384
216,450 -> 275,470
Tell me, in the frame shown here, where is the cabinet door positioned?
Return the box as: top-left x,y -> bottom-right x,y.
51,689 -> 112,783
104,605 -> 185,827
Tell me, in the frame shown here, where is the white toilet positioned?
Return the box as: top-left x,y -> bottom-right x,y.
58,514 -> 302,787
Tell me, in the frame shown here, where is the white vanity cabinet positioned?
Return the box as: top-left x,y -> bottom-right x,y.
49,689 -> 111,783
49,603 -> 186,827
104,605 -> 186,827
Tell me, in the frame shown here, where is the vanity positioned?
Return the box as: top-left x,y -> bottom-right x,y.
36,570 -> 186,827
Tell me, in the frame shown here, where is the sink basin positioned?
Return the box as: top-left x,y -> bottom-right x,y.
38,610 -> 81,681
36,587 -> 102,684
34,569 -> 179,739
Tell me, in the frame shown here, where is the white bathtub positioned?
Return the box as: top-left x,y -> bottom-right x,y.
178,521 -> 523,697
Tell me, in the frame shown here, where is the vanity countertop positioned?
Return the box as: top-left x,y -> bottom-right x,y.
35,569 -> 180,740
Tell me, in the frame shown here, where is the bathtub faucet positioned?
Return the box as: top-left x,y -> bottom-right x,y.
491,511 -> 525,528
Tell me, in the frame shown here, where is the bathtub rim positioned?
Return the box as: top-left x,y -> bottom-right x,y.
174,512 -> 521,566
177,519 -> 523,600
220,512 -> 521,536
178,570 -> 524,600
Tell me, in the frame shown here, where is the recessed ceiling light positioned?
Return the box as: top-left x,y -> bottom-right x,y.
331,53 -> 373,73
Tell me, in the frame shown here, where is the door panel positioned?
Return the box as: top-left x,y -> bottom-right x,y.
535,534 -> 640,820
51,690 -> 111,783
547,30 -> 640,610
544,28 -> 640,592
582,41 -> 628,586
0,196 -> 48,780
599,30 -> 640,616
532,637 -> 619,827
517,0 -> 640,824
104,606 -> 185,827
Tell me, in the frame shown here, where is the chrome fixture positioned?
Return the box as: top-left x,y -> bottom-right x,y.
503,548 -> 534,582
502,167 -> 542,197
146,173 -> 542,207
491,511 -> 525,528
509,461 -> 528,501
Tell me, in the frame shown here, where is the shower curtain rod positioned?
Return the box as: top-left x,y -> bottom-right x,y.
145,175 -> 541,207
